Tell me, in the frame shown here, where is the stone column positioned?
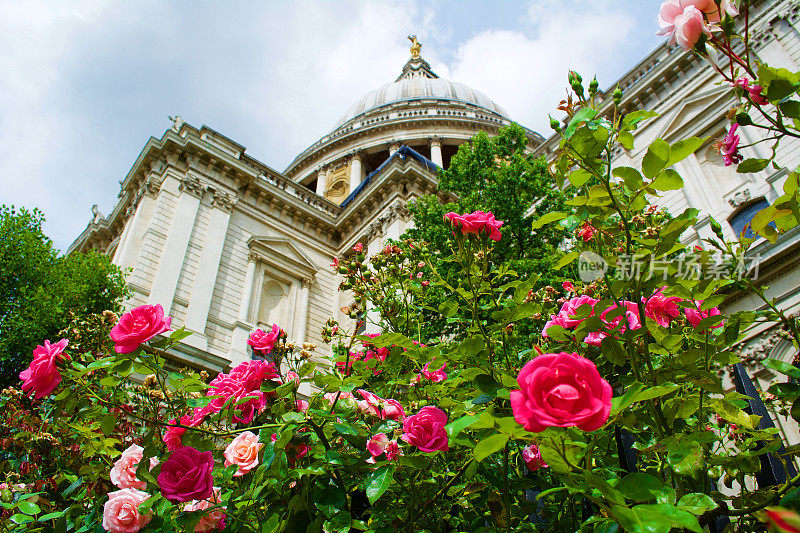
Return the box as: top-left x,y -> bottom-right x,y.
349,151 -> 363,191
113,178 -> 160,270
147,177 -> 204,311
315,165 -> 328,196
229,252 -> 259,366
389,141 -> 401,156
429,136 -> 443,167
184,192 -> 236,348
294,278 -> 312,344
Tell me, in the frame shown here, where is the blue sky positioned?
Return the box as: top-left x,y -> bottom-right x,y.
0,1 -> 663,251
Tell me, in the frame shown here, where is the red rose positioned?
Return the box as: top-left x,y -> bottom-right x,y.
109,304 -> 172,354
157,446 -> 214,503
401,406 -> 449,452
228,360 -> 280,391
247,324 -> 280,354
511,352 -> 612,433
19,339 -> 70,399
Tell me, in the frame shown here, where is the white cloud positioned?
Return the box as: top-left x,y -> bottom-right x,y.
449,2 -> 636,134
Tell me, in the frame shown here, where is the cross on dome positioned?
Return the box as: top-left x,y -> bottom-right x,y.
397,34 -> 438,81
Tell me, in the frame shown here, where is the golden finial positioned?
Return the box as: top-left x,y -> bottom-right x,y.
408,35 -> 421,59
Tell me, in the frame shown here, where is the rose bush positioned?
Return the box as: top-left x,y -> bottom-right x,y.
4,3 -> 800,530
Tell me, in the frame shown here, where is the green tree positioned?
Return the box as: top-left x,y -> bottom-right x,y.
0,205 -> 128,386
402,123 -> 569,342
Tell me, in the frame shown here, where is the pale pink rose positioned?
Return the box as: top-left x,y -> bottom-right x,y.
674,5 -> 710,50
324,391 -> 355,407
110,444 -> 159,490
356,389 -> 406,420
19,339 -> 70,399
284,371 -> 300,387
657,0 -> 717,49
185,487 -> 226,532
366,433 -> 389,463
102,489 -> 152,533
643,287 -> 682,327
721,0 -> 739,18
109,304 -> 172,354
223,431 -> 262,477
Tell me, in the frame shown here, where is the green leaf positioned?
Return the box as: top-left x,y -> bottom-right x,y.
667,137 -> 705,166
17,500 -> 41,515
618,130 -> 634,150
649,169 -> 683,191
622,110 -> 659,127
601,335 -> 627,366
667,439 -> 703,477
737,158 -> 770,173
633,383 -> 679,403
568,169 -> 593,187
473,433 -> 508,462
564,107 -> 599,138
475,374 -> 502,397
323,512 -> 352,533
762,358 -> 800,380
677,493 -> 718,516
642,139 -> 670,179
313,481 -> 347,519
612,504 -> 702,533
100,413 -> 116,436
613,166 -> 643,191
554,251 -> 580,270
446,414 -> 480,438
617,473 -> 664,502
780,100 -> 800,118
365,465 -> 394,504
532,212 -> 568,230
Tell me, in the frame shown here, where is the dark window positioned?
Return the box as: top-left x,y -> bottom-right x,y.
729,198 -> 770,238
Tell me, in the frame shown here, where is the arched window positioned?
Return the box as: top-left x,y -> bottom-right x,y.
729,198 -> 770,238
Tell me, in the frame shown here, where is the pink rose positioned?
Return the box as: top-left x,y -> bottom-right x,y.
444,211 -> 504,241
733,77 -> 767,106
765,508 -> 800,533
109,304 -> 172,354
401,406 -> 449,453
185,487 -> 226,532
269,433 -> 310,467
656,0 -> 715,49
157,446 -> 214,503
558,296 -> 599,328
366,433 -> 402,463
353,242 -> 363,252
421,360 -> 448,383
198,375 -> 266,424
511,352 -> 612,433
163,413 -> 205,451
643,287 -> 682,327
542,313 -> 570,338
102,488 -> 152,533
684,300 -> 723,329
110,444 -> 159,490
223,431 -> 262,477
577,222 -> 596,242
583,301 -> 641,347
715,123 -> 743,166
356,389 -> 406,420
296,399 -> 309,412
19,339 -> 70,399
562,281 -> 575,292
522,444 -> 548,472
247,324 -> 280,355
228,359 -> 280,392
324,391 -> 355,407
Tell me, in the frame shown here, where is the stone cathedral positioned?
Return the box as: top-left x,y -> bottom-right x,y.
72,0 -> 800,435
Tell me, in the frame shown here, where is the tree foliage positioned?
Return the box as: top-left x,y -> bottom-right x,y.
0,205 -> 128,386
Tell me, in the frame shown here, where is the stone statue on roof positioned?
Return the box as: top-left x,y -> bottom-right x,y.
408,35 -> 421,59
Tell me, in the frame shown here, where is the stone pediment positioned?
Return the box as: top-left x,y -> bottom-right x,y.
656,85 -> 733,142
247,236 -> 318,280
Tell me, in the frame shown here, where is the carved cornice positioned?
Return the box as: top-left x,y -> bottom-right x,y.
728,188 -> 752,208
429,135 -> 442,146
211,191 -> 237,212
179,176 -> 205,198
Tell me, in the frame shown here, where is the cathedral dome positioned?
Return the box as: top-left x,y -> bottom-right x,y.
332,75 -> 509,131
